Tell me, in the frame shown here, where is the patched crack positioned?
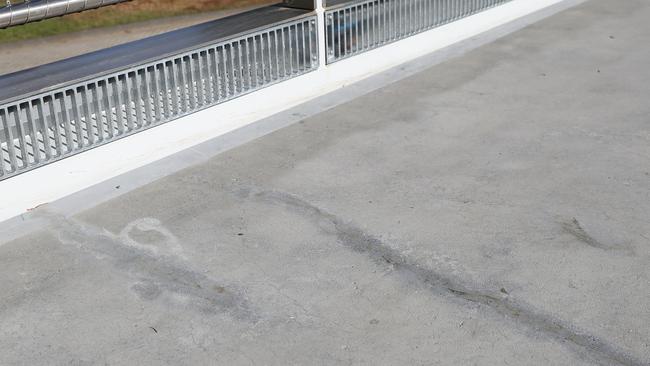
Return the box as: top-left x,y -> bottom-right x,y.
249,188 -> 646,366
35,210 -> 257,321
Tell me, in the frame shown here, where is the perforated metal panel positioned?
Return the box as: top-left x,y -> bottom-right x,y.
326,0 -> 511,62
0,16 -> 318,180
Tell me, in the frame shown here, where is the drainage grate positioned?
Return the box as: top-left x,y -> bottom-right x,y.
0,16 -> 318,180
326,0 -> 511,62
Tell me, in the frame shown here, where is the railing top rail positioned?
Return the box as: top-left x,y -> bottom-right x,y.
324,0 -> 367,9
0,4 -> 313,105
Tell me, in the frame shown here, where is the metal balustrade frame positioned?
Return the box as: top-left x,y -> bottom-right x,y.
0,15 -> 318,180
0,0 -> 515,181
325,0 -> 511,63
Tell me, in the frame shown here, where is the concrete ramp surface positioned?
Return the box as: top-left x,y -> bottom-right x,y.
0,0 -> 649,365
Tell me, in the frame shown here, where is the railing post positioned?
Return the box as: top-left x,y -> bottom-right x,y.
284,0 -> 326,67
315,0 -> 326,68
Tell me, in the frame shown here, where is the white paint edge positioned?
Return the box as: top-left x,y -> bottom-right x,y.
0,0 -> 570,223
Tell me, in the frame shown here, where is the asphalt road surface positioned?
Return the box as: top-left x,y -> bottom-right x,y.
0,6 -> 259,75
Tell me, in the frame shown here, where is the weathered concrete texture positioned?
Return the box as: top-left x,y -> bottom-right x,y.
1,0 -> 649,365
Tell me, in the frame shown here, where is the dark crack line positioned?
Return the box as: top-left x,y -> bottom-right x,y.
561,217 -> 635,256
562,218 -> 607,249
562,217 -> 634,255
252,189 -> 647,366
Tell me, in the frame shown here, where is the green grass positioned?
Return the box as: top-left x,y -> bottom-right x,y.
0,0 -> 274,43
0,10 -> 177,43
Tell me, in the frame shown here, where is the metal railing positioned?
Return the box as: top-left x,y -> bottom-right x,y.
0,15 -> 318,179
0,0 -> 514,181
325,0 -> 511,62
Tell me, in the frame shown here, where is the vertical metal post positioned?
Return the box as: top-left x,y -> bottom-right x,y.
315,0 -> 326,68
283,0 -> 323,68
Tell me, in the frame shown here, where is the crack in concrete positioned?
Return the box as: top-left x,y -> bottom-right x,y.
563,218 -> 603,249
36,210 -> 257,321
251,189 -> 647,366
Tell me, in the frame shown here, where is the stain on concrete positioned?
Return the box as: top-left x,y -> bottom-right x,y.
562,218 -> 605,248
36,210 -> 257,320
132,280 -> 163,300
562,217 -> 634,255
249,188 -> 646,366
119,217 -> 185,259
